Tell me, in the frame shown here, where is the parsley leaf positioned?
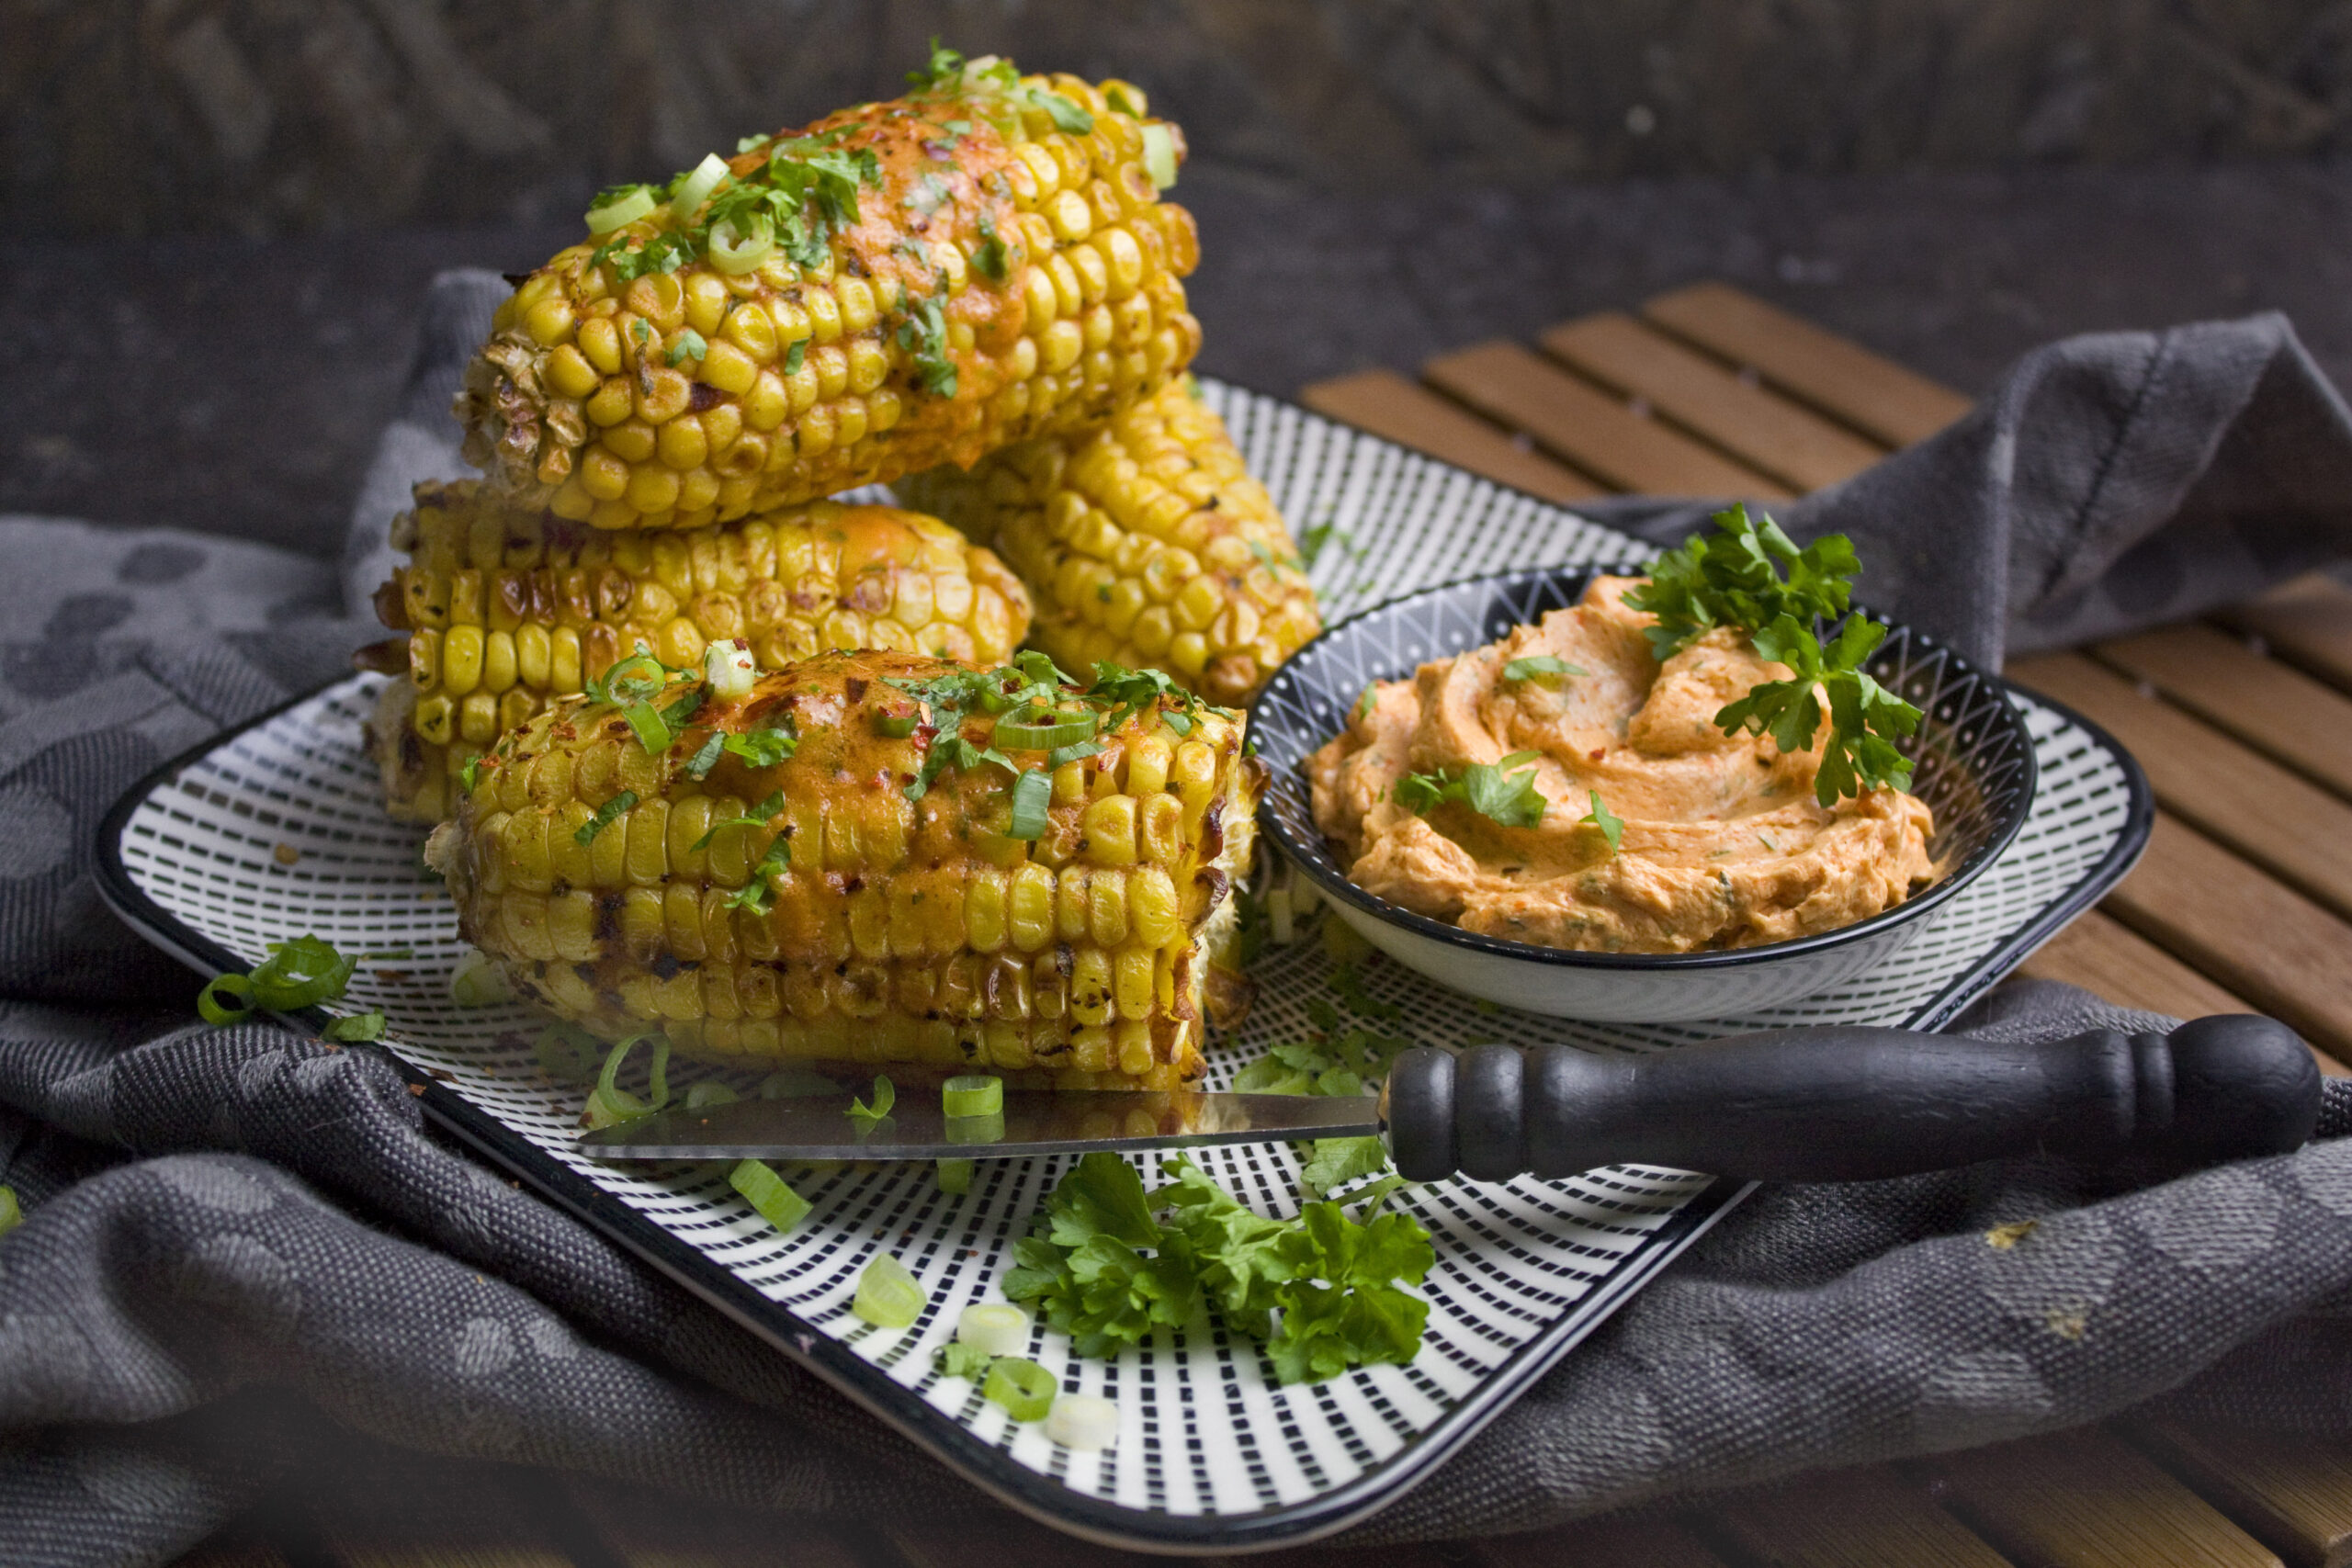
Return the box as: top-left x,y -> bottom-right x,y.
1393,752 -> 1547,830
575,790 -> 638,845
972,211 -> 1010,281
1623,502 -> 1858,660
1718,613 -> 1921,805
665,330 -> 707,366
691,790 -> 784,852
725,834 -> 791,913
782,337 -> 808,375
895,292 -> 958,397
1502,655 -> 1588,683
935,1341 -> 994,1380
1580,789 -> 1624,853
721,719 -> 798,768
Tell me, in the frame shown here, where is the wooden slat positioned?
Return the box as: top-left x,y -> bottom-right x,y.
2019,908 -> 2256,1026
1421,340 -> 1792,500
1716,1465 -> 2015,1567
1924,1427 -> 2283,1568
1477,1513 -> 1732,1567
2216,573 -> 2352,694
2095,625 -> 2352,800
2102,813 -> 2352,1063
1298,368 -> 1606,503
2136,1420 -> 2352,1568
2009,652 -> 2352,924
1640,281 -> 1973,448
1538,311 -> 1888,491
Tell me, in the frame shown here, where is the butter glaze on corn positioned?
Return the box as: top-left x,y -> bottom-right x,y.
899,379 -> 1320,705
458,73 -> 1202,529
428,649 -> 1262,1089
367,480 -> 1030,821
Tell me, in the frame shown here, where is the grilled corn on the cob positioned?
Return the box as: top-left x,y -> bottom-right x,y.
458,54 -> 1202,530
366,480 -> 1031,821
899,379 -> 1320,705
426,649 -> 1262,1089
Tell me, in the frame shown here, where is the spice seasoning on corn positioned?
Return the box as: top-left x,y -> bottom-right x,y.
425,649 -> 1266,1089
456,52 -> 1202,529
366,479 -> 1030,821
900,378 -> 1320,705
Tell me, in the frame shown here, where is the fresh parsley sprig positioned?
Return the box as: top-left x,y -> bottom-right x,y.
1393,752 -> 1547,830
1624,504 -> 1921,804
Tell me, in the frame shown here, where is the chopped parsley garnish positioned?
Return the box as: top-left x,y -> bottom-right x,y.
588,130 -> 882,282
1393,751 -> 1548,830
664,330 -> 707,366
1580,790 -> 1624,854
725,835 -> 791,914
902,172 -> 953,216
972,210 -> 1010,281
1502,655 -> 1588,684
721,718 -> 798,768
458,756 -> 486,795
1298,522 -> 1353,569
936,1340 -> 994,1380
782,337 -> 808,375
906,40 -> 1095,133
691,790 -> 785,852
576,790 -> 639,845
321,1011 -> 387,1043
1001,1152 -> 1429,1383
896,291 -> 957,398
1351,684 -> 1378,724
683,730 -> 727,780
1625,504 -> 1921,804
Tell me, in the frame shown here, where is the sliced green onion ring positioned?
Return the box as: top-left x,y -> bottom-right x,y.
982,1356 -> 1057,1422
622,702 -> 672,754
994,707 -> 1095,750
956,1302 -> 1031,1357
935,1158 -> 975,1195
597,651 -> 668,705
1141,123 -> 1178,190
1044,1393 -> 1120,1450
944,1111 -> 1005,1146
853,1254 -> 927,1328
586,186 -> 658,233
684,1079 -> 741,1109
247,934 -> 357,1010
872,710 -> 918,738
942,1074 -> 1003,1119
707,216 -> 775,275
583,1031 -> 670,1129
197,972 -> 255,1026
670,152 -> 731,221
1006,769 -> 1053,840
729,1157 -> 811,1234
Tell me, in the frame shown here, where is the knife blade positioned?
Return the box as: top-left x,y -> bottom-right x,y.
576,1087 -> 1379,1161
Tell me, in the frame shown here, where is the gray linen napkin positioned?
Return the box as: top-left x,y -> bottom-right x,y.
1,272 -> 2349,1564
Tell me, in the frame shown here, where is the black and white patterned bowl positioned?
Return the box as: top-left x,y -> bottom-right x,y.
1250,567 -> 2039,1021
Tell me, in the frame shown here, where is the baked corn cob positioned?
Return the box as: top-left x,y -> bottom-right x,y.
426,649 -> 1263,1089
899,378 -> 1321,705
366,480 -> 1031,821
457,50 -> 1202,530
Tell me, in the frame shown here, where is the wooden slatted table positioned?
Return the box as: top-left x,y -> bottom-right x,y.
173,285 -> 2352,1568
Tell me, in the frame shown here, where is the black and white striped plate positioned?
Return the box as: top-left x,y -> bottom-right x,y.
95,381 -> 2151,1551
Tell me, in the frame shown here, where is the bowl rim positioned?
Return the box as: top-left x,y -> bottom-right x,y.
1247,562 -> 2040,974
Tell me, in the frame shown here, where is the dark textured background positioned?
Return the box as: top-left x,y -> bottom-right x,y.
5,1 -> 2352,560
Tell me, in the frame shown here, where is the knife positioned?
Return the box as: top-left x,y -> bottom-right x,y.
576,1014 -> 2322,1182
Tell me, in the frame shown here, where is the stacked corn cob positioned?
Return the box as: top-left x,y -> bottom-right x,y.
457,64 -> 1203,528
428,650 -> 1261,1089
367,482 -> 1031,820
899,378 -> 1321,705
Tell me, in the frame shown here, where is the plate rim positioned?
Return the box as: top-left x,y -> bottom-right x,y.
1247,561 -> 2041,974
87,407 -> 2156,1554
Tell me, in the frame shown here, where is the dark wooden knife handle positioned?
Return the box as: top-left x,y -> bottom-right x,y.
1386,1016 -> 2322,1183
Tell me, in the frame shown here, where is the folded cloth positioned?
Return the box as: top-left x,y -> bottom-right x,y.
3,274 -> 2352,1562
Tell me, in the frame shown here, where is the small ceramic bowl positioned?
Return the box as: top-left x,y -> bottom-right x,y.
1248,567 -> 2038,1021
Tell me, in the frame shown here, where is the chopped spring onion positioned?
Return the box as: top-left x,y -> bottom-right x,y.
730,1158 -> 812,1234
684,1078 -> 741,1109
872,709 -> 919,739
247,935 -> 357,1010
956,1303 -> 1031,1358
448,948 -> 512,1007
853,1254 -> 927,1328
944,1111 -> 1006,1145
669,152 -> 731,220
847,1075 -> 896,1128
1044,1393 -> 1120,1450
935,1158 -> 975,1194
0,1186 -> 19,1235
935,1339 -> 993,1380
982,1356 -> 1057,1422
704,638 -> 757,700
585,186 -> 658,233
592,650 -> 667,706
622,702 -> 672,754
575,789 -> 637,845
941,1075 -> 1003,1119
321,1011 -> 386,1043
707,216 -> 776,275
197,972 -> 254,1025
582,1032 -> 670,1130
1006,769 -> 1053,840
994,709 -> 1096,750
1141,123 -> 1178,190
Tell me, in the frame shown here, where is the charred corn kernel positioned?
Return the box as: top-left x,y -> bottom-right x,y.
458,62 -> 1199,526
370,482 -> 1030,820
428,650 -> 1261,1088
900,379 -> 1317,705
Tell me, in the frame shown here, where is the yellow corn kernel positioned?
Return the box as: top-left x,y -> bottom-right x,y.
835,277 -> 876,333
1088,869 -> 1131,947
636,368 -> 692,424
481,629 -> 517,694
1139,793 -> 1184,864
1114,949 -> 1154,1020
1080,795 -> 1138,865
525,296 -> 576,346
684,274 -> 730,337
458,691 -> 499,745
577,315 -> 623,374
1115,1019 -> 1155,1077
700,339 -> 758,396
1070,948 -> 1113,1026
413,693 -> 454,745
622,798 -> 669,885
1007,863 -> 1055,951
1172,741 -> 1216,807
441,626 -> 485,696
723,302 -> 777,361
550,627 -> 582,694
657,418 -> 708,470
806,288 -> 842,344
1130,866 -> 1181,947
546,344 -> 601,400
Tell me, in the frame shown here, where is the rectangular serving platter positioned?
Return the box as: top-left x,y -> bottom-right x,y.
95,383 -> 2153,1552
